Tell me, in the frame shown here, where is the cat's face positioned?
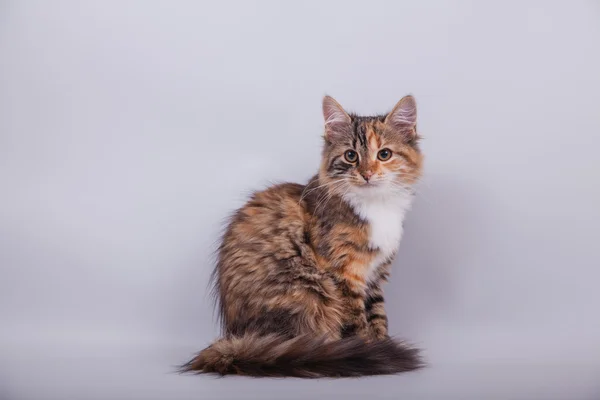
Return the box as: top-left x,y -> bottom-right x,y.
319,95 -> 423,199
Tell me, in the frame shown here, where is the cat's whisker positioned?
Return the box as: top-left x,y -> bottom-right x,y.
299,178 -> 348,204
313,186 -> 341,215
311,180 -> 346,213
389,182 -> 432,204
315,180 -> 351,215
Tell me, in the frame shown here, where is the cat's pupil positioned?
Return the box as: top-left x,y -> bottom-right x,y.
345,150 -> 357,162
378,149 -> 391,161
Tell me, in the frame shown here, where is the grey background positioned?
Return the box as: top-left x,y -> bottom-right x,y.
1,1 -> 599,399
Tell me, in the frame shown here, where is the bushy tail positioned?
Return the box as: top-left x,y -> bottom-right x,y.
180,333 -> 422,378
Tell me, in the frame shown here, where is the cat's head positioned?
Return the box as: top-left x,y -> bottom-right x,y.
319,95 -> 423,199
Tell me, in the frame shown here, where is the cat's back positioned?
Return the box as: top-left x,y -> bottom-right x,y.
237,182 -> 307,226
220,182 -> 310,262
216,182 -> 343,336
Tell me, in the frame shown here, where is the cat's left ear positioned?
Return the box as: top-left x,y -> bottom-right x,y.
385,95 -> 417,138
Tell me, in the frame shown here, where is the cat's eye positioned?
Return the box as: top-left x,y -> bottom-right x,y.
377,148 -> 392,161
344,150 -> 358,163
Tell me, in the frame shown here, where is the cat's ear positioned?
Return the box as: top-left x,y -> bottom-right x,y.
322,95 -> 351,141
385,95 -> 417,138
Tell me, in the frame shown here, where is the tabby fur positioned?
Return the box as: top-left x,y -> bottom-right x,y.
181,95 -> 424,377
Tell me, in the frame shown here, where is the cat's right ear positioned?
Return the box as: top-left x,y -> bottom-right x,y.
322,95 -> 351,141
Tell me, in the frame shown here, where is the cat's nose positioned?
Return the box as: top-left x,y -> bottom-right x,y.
361,171 -> 374,182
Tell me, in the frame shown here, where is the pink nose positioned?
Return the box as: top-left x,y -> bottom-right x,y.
361,171 -> 374,182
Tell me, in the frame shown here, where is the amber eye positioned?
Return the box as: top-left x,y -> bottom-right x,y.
377,148 -> 392,161
344,150 -> 358,163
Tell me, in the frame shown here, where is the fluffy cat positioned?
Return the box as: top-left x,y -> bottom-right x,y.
181,95 -> 424,377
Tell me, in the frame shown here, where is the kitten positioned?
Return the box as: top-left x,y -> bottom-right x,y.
181,95 -> 424,378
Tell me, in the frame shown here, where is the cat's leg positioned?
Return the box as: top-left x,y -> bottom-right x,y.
364,265 -> 391,340
365,281 -> 389,340
220,252 -> 345,341
277,257 -> 345,340
343,293 -> 371,339
335,277 -> 371,340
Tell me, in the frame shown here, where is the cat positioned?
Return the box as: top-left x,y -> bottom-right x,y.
181,95 -> 424,378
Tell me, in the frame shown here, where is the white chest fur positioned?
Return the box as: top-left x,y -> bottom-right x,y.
343,190 -> 413,283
